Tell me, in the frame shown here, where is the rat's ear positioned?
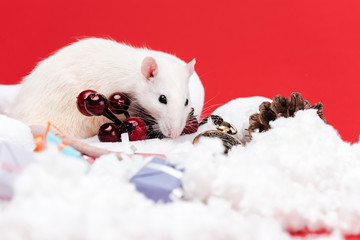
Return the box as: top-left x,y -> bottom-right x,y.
186,58 -> 196,77
141,56 -> 158,80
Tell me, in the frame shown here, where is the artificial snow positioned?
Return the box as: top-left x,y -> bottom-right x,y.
0,96 -> 360,240
0,114 -> 35,151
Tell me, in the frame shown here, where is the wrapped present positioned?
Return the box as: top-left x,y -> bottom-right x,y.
0,142 -> 35,200
130,157 -> 184,203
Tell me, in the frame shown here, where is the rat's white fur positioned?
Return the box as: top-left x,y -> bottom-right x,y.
10,38 -> 200,139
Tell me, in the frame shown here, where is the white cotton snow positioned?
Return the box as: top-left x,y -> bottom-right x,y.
179,105 -> 360,236
0,114 -> 35,151
0,97 -> 359,240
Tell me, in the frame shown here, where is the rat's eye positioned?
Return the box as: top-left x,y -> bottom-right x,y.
159,95 -> 167,104
185,98 -> 189,106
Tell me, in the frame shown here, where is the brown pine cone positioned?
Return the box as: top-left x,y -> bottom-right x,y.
311,102 -> 328,124
259,101 -> 276,130
248,113 -> 266,132
247,92 -> 327,135
271,94 -> 288,117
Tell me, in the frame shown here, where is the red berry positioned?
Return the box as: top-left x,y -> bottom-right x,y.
98,123 -> 121,142
109,92 -> 130,114
123,117 -> 147,141
181,117 -> 199,135
84,93 -> 109,116
77,90 -> 97,116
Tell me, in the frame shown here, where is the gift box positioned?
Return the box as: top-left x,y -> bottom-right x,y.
0,142 -> 35,200
130,157 -> 184,203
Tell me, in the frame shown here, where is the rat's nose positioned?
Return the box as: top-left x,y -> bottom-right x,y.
164,122 -> 183,138
169,129 -> 182,139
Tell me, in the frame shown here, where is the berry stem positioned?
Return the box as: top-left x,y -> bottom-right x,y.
104,111 -> 122,126
124,111 -> 130,119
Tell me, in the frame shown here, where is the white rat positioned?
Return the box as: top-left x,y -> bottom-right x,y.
9,38 -> 203,139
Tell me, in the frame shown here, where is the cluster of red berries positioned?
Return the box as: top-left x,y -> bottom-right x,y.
77,90 -> 147,142
76,90 -> 199,142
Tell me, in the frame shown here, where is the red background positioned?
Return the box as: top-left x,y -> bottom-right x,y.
1,0 -> 360,143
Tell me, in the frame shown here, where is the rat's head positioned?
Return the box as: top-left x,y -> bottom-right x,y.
136,56 -> 196,138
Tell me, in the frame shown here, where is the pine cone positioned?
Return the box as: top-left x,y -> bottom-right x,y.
248,92 -> 327,135
311,102 -> 328,124
259,101 -> 277,130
